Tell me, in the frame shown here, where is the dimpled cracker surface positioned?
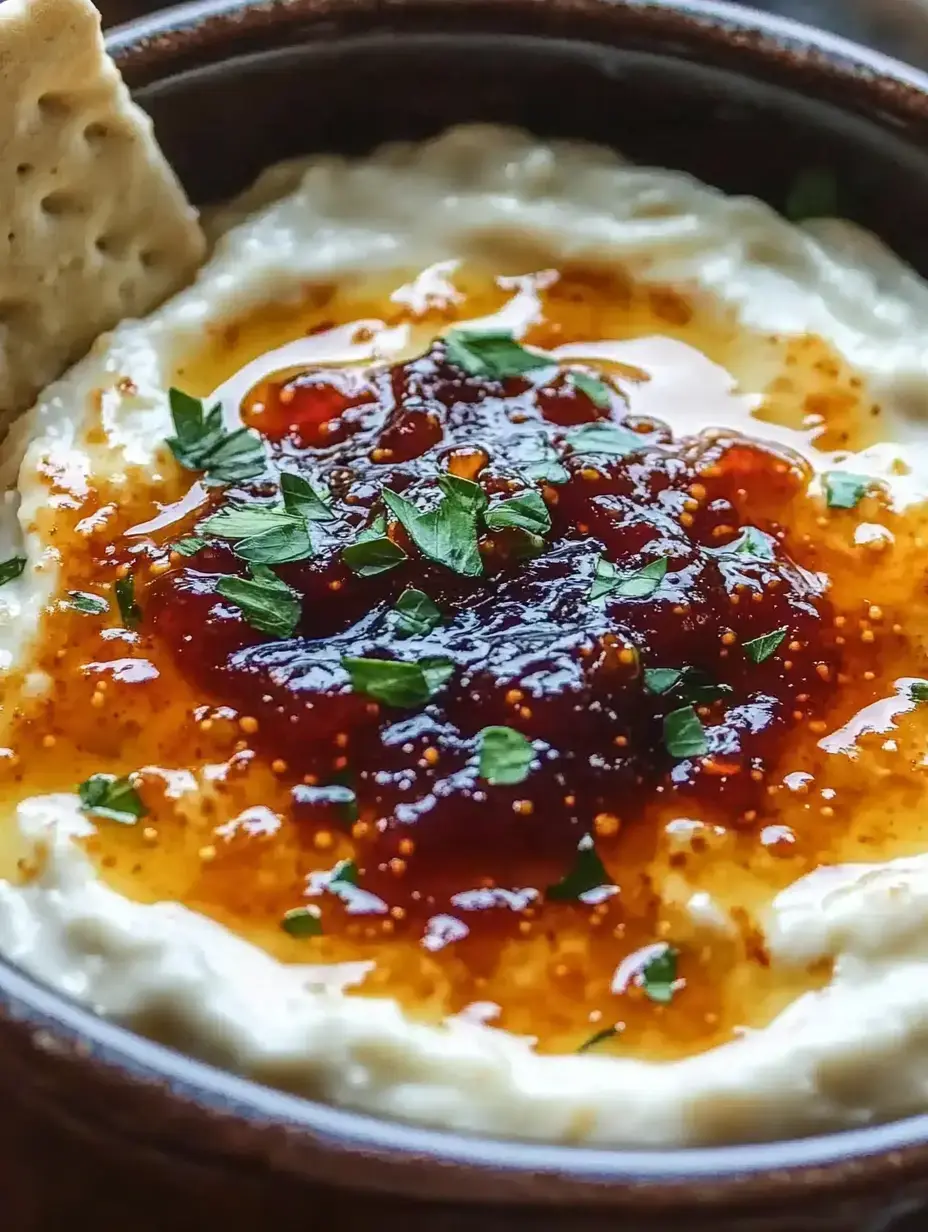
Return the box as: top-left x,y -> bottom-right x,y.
0,0 -> 205,423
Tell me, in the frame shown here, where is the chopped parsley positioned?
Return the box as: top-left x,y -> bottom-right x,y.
392,587 -> 442,638
341,655 -> 454,708
519,441 -> 569,486
710,525 -> 776,562
294,781 -> 358,827
0,556 -> 26,586
641,945 -> 679,1004
477,726 -> 535,786
78,773 -> 146,825
171,536 -> 207,557
644,665 -> 732,706
785,168 -> 837,222
201,505 -> 297,539
383,475 -> 486,577
279,471 -> 334,521
166,387 -> 266,487
200,503 -> 312,566
67,590 -> 108,614
342,514 -> 408,577
327,768 -> 360,825
565,422 -> 644,458
663,705 -> 708,759
591,556 -> 668,602
644,667 -> 683,696
823,471 -> 872,510
742,626 -> 788,664
114,573 -> 141,629
216,565 -> 301,638
569,371 -> 612,409
484,490 -> 551,537
233,523 -> 313,566
281,905 -> 323,937
444,328 -> 553,380
198,482 -> 333,566
577,1025 -> 621,1053
547,835 -> 612,902
328,858 -> 359,890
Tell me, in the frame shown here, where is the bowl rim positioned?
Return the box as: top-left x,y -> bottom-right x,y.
7,0 -> 928,1198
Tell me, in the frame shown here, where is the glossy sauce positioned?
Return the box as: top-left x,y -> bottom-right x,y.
5,262 -> 928,1060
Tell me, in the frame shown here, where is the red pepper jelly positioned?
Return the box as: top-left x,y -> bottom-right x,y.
6,263 -> 928,1060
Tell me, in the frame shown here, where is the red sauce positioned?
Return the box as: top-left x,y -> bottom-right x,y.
5,263 -> 926,1059
150,343 -> 847,921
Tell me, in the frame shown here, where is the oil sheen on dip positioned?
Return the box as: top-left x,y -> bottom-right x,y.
4,259 -> 928,1070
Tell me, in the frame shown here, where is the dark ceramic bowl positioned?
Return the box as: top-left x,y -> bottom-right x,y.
5,2 -> 928,1228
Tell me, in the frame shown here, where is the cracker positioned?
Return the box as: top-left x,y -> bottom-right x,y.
0,0 -> 205,422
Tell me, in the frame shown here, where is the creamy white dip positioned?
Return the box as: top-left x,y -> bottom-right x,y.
3,125 -> 928,1146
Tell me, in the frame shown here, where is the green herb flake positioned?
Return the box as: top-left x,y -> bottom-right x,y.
329,858 -> 359,887
279,471 -> 334,521
216,565 -> 301,638
909,680 -> 928,703
199,503 -> 312,566
484,490 -> 551,537
569,371 -> 613,409
785,168 -> 838,222
78,773 -> 146,825
342,534 -> 407,577
565,422 -> 645,458
444,328 -> 554,380
823,471 -> 872,510
167,387 -> 210,445
297,780 -> 359,828
591,556 -> 668,602
171,537 -> 207,557
392,588 -> 442,638
115,574 -> 141,630
477,726 -> 535,786
234,523 -> 313,566
343,514 -> 407,577
643,667 -> 683,696
327,769 -> 360,826
335,788 -> 359,826
67,590 -> 108,615
547,835 -> 613,902
166,387 -> 266,487
641,944 -> 679,1005
520,442 -> 569,486
0,556 -> 26,586
341,655 -> 454,708
281,905 -> 323,938
710,525 -> 776,562
742,626 -> 788,665
360,515 -> 388,540
644,665 -> 732,706
663,705 -> 709,760
383,475 -> 487,577
577,1025 -> 621,1054
199,505 -> 296,540
193,428 -> 265,487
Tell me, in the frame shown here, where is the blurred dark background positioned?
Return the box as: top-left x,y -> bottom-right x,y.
96,0 -> 928,68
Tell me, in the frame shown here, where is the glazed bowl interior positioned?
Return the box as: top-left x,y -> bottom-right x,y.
112,0 -> 928,274
9,0 -> 928,1203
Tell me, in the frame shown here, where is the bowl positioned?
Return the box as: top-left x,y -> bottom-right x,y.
5,1 -> 928,1228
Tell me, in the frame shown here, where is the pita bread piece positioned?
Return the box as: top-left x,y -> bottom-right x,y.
0,0 -> 205,423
